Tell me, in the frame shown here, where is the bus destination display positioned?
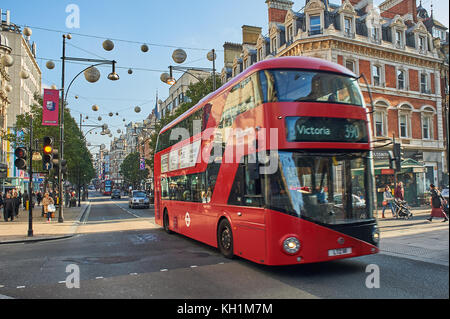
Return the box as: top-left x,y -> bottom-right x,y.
286,116 -> 368,143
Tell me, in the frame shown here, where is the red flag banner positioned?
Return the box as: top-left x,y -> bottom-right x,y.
42,89 -> 59,126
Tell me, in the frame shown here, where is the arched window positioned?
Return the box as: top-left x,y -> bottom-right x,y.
373,101 -> 389,137
398,104 -> 412,138
421,107 -> 435,140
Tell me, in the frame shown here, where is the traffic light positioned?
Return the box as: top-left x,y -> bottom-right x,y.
61,159 -> 67,174
393,143 -> 402,172
43,137 -> 53,171
14,147 -> 27,170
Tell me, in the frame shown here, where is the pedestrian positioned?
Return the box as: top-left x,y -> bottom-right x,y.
13,190 -> 20,218
23,190 -> 29,210
394,182 -> 404,201
382,185 -> 395,218
42,192 -> 54,222
427,184 -> 448,222
37,191 -> 42,206
3,193 -> 15,222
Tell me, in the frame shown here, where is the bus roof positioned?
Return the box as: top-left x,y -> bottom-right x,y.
159,56 -> 357,135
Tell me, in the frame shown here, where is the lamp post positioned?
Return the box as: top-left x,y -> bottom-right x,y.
50,34 -> 119,223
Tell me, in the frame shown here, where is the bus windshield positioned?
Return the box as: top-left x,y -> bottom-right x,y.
266,151 -> 373,225
261,69 -> 363,106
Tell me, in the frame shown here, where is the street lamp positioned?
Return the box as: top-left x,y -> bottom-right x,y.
46,33 -> 120,223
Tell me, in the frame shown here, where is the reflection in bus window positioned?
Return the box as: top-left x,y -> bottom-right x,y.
263,69 -> 362,106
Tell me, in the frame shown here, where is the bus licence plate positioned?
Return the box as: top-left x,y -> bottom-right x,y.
328,247 -> 352,257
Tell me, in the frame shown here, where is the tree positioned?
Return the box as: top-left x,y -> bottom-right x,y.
120,152 -> 149,189
5,93 -> 96,186
146,75 -> 222,170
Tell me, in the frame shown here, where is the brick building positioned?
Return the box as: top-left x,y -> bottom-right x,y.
220,0 -> 449,205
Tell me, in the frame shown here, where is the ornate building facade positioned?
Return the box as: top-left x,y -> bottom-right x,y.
221,0 -> 448,205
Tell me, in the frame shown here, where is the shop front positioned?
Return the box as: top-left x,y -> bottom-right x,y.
373,154 -> 426,207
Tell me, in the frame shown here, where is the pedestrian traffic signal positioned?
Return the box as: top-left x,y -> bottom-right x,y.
14,147 -> 27,170
43,137 -> 53,171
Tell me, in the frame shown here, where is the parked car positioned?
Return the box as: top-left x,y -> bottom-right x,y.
333,194 -> 366,208
111,189 -> 121,199
129,190 -> 150,209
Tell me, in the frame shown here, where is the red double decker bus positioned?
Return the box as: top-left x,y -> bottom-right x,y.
154,56 -> 379,265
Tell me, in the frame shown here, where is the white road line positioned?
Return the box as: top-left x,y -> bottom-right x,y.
160,269 -> 168,272
95,276 -> 104,280
130,273 -> 138,276
113,202 -> 141,218
58,281 -> 66,284
0,285 -> 4,288
16,286 -> 25,289
190,265 -> 198,268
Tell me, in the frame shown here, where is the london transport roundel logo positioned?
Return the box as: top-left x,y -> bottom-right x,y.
185,212 -> 191,227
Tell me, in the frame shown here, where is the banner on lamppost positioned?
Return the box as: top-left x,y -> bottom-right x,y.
42,89 -> 59,126
140,158 -> 145,170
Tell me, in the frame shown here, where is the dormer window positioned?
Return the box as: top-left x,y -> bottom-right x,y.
287,24 -> 294,44
270,37 -> 277,54
309,15 -> 321,35
344,17 -> 353,37
395,30 -> 404,48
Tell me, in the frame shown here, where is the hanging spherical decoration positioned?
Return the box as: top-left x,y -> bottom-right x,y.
141,44 -> 149,53
102,39 -> 114,51
172,48 -> 187,64
134,106 -> 141,113
5,84 -> 12,92
51,85 -> 58,90
109,112 -> 113,117
207,50 -> 216,62
46,60 -> 55,70
84,67 -> 101,83
92,105 -> 99,112
98,116 -> 102,121
123,118 -> 126,122
117,129 -> 121,134
1,55 -> 14,67
116,112 -> 119,116
128,69 -> 133,75
23,27 -> 32,37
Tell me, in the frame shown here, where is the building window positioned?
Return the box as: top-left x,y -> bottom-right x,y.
395,30 -> 404,48
422,116 -> 431,139
372,65 -> 381,86
418,36 -> 426,52
420,73 -> 428,93
257,47 -> 263,61
271,37 -> 277,54
344,17 -> 353,37
374,111 -> 385,137
287,24 -> 294,44
399,114 -> 408,138
371,27 -> 380,42
309,15 -> 321,35
345,60 -> 355,73
397,70 -> 405,90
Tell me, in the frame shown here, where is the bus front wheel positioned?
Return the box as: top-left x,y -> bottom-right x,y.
163,209 -> 173,234
218,219 -> 234,259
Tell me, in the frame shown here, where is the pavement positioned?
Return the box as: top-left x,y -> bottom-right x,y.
0,202 -> 448,267
0,202 -> 90,244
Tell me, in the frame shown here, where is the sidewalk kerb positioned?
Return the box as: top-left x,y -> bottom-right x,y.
0,201 -> 91,245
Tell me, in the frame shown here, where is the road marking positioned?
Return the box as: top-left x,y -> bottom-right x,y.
130,273 -> 138,276
16,286 -> 25,289
190,265 -> 198,268
113,202 -> 141,218
58,281 -> 66,284
95,276 -> 104,280
160,269 -> 168,272
0,285 -> 4,288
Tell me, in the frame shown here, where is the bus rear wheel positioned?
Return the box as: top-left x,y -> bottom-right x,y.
218,219 -> 234,259
163,209 -> 173,234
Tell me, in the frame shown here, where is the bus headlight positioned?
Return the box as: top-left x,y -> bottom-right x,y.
283,237 -> 301,254
372,227 -> 380,244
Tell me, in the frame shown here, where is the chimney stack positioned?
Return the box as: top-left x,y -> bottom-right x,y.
266,0 -> 294,26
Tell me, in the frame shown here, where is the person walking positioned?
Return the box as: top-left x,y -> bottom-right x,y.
427,184 -> 448,222
3,193 -> 15,222
37,191 -> 42,206
13,190 -> 20,218
382,185 -> 395,218
394,182 -> 404,201
42,193 -> 54,222
23,190 -> 29,210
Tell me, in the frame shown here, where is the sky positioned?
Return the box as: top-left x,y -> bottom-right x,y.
1,0 -> 448,150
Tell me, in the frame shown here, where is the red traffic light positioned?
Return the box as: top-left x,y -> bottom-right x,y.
15,147 -> 27,159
